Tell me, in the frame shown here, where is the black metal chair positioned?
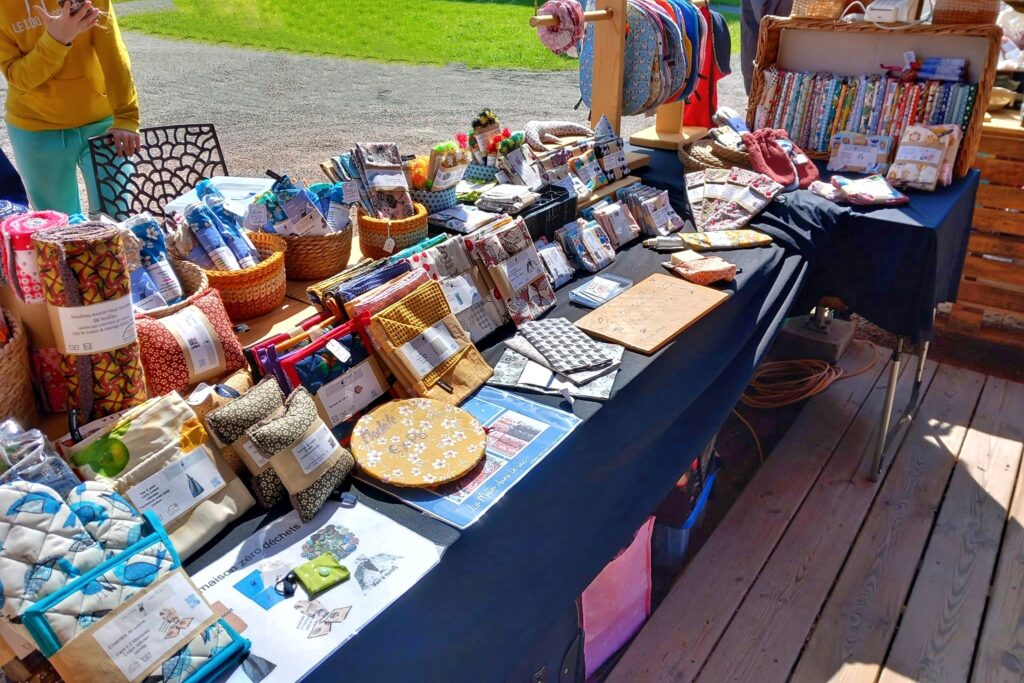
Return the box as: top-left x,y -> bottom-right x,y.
88,123 -> 229,221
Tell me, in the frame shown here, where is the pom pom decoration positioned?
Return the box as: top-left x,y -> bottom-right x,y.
403,155 -> 432,191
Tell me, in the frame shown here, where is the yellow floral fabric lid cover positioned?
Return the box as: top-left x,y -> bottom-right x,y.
351,398 -> 486,487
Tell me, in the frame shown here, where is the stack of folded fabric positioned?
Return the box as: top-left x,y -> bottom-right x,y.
427,205 -> 502,234
617,183 -> 690,236
556,218 -> 616,273
475,184 -> 540,215
0,419 -> 79,497
353,142 -> 416,219
685,167 -> 784,232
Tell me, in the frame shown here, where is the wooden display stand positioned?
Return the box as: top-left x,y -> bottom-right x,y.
936,108 -> 1024,347
529,0 -> 708,151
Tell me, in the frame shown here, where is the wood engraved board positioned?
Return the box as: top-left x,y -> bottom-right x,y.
575,273 -> 729,354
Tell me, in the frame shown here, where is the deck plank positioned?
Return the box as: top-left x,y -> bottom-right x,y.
697,362 -> 975,683
878,376 -> 1024,682
795,376 -> 1020,683
973,383 -> 1024,683
608,343 -> 887,683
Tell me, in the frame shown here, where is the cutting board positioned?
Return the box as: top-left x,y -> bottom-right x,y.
575,273 -> 729,354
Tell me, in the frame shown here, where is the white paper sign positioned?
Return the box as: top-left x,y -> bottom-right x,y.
126,449 -> 225,526
397,320 -> 460,380
835,143 -> 877,169
144,259 -> 184,302
208,246 -> 240,271
501,248 -> 544,294
53,294 -> 136,354
291,423 -> 339,475
94,572 -> 213,680
441,273 -> 481,315
236,435 -> 269,469
162,307 -> 222,381
315,359 -> 387,426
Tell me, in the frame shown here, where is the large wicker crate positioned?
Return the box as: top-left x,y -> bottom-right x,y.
936,108 -> 1024,346
747,17 -> 1002,178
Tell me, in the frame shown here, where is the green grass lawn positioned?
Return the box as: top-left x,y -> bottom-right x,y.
121,0 -> 740,71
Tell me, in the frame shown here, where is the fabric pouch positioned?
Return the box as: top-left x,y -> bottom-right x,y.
470,217 -> 556,325
368,280 -> 492,404
345,269 -> 430,321
135,289 -> 246,397
664,250 -> 737,286
886,125 -> 945,191
593,202 -> 640,250
247,388 -> 353,523
595,138 -> 629,181
570,148 -> 608,190
293,553 -> 349,596
827,132 -> 893,175
204,378 -> 287,509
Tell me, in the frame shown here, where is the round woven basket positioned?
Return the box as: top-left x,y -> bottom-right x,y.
932,0 -> 999,23
357,203 -> 429,260
205,231 -> 287,322
679,140 -> 730,171
282,228 -> 353,280
464,163 -> 498,183
710,140 -> 752,168
409,188 -> 458,214
143,260 -> 210,319
0,311 -> 38,427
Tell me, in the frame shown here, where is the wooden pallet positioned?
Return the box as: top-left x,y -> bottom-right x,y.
938,109 -> 1024,347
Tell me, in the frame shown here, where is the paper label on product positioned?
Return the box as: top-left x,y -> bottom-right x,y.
125,448 -> 225,526
896,145 -> 943,165
579,276 -> 620,301
504,148 -> 543,191
441,273 -> 481,314
236,253 -> 257,270
144,259 -> 184,301
232,434 -> 269,470
397,320 -> 461,380
162,307 -> 225,384
244,203 -> 268,229
383,237 -> 396,254
133,291 -> 167,312
651,204 -> 674,230
315,358 -> 387,426
208,246 -> 239,271
290,422 -> 339,475
687,185 -> 705,204
734,188 -> 769,214
501,248 -> 544,294
835,143 -> 878,170
286,210 -> 327,237
719,185 -> 743,203
553,176 -> 578,198
343,182 -> 361,204
432,164 -> 466,191
573,158 -> 603,185
327,201 -> 351,231
325,338 -> 352,363
602,149 -> 628,172
93,571 -> 213,681
51,294 -> 136,354
703,183 -> 724,201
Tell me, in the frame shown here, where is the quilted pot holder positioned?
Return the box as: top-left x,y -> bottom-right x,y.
204,377 -> 287,509
468,217 -> 556,325
368,280 -> 493,405
135,288 -> 246,397
22,512 -> 249,683
246,388 -> 354,523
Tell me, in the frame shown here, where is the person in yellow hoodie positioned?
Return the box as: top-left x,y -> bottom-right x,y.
0,0 -> 139,214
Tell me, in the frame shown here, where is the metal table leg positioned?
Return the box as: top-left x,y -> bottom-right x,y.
871,338 -> 904,481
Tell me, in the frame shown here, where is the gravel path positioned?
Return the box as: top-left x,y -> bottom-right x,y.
0,29 -> 747,184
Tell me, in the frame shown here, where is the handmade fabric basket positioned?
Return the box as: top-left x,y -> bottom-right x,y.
282,227 -> 353,280
464,163 -> 498,183
0,310 -> 37,427
22,512 -> 250,683
678,139 -> 731,171
145,259 -> 210,319
932,0 -> 999,23
357,203 -> 429,260
791,0 -> 851,18
410,188 -> 458,214
205,231 -> 286,321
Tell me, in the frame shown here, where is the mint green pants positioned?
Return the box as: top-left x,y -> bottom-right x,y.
6,116 -> 120,215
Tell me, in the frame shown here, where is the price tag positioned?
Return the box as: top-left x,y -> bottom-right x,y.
246,203 -> 268,228
326,338 -> 352,363
383,236 -> 396,254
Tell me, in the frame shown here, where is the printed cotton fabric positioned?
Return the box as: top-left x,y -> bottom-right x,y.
0,211 -> 66,304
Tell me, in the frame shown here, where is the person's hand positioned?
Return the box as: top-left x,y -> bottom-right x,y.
34,1 -> 99,46
108,128 -> 140,157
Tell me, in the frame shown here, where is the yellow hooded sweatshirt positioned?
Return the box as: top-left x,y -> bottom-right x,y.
0,0 -> 139,133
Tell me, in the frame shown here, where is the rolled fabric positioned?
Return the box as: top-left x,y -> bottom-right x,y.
32,222 -> 147,420
204,195 -> 259,268
121,229 -> 165,312
0,199 -> 26,287
183,201 -> 241,271
1,211 -> 67,303
123,213 -> 184,304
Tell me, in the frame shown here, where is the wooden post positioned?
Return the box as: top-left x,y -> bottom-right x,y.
628,101 -> 708,150
588,0 -> 627,134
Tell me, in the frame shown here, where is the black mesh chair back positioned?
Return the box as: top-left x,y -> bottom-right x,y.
88,123 -> 229,222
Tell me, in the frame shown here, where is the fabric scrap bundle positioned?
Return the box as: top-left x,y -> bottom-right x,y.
32,222 -> 147,420
1,211 -> 67,303
475,184 -> 540,215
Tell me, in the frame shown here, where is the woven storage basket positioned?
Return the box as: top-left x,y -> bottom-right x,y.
282,228 -> 353,280
144,259 -> 209,319
0,311 -> 38,427
791,0 -> 851,18
678,139 -> 730,171
357,203 -> 429,260
205,231 -> 287,322
932,0 -> 999,23
410,188 -> 458,214
465,163 -> 498,183
711,140 -> 752,168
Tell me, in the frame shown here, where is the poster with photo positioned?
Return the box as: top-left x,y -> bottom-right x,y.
191,502 -> 443,683
357,387 -> 581,529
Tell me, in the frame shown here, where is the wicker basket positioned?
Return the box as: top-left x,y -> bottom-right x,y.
0,311 -> 38,427
932,0 -> 999,24
747,17 -> 1002,178
143,260 -> 210,319
409,188 -> 458,214
791,0 -> 851,18
357,203 -> 429,260
205,231 -> 287,322
282,228 -> 353,280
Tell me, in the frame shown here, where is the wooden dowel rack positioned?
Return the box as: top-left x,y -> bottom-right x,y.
529,0 -> 708,151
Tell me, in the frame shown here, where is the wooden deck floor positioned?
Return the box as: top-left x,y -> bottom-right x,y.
610,342 -> 1024,683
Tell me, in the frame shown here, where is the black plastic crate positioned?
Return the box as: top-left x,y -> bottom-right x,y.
520,185 -> 577,241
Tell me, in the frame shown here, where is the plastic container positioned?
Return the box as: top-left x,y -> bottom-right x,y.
520,184 -> 578,241
652,467 -> 718,574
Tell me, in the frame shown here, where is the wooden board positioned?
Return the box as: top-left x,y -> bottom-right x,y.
700,362 -> 971,683
574,273 -> 728,354
609,342 -> 889,683
628,125 -> 708,151
972,386 -> 1024,682
576,175 -> 643,211
982,108 -> 1024,143
878,377 -> 1024,683
793,372 -> 1008,683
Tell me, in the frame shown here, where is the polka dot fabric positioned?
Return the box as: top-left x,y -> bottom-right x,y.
409,188 -> 457,214
136,289 -> 245,397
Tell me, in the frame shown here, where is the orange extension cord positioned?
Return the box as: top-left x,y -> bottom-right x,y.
732,342 -> 879,464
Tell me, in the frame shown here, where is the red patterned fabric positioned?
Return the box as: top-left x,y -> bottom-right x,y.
136,289 -> 246,397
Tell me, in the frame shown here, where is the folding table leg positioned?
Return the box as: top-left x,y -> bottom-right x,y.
870,337 -> 904,481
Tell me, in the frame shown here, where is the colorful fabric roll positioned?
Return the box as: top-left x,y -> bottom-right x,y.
32,222 -> 147,420
0,200 -> 26,287
123,213 -> 184,304
331,261 -> 412,307
1,211 -> 67,303
183,202 -> 241,271
122,229 -> 165,312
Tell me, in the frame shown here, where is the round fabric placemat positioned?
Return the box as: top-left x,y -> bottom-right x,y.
351,398 -> 486,487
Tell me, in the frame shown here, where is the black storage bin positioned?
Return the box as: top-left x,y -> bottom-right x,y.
521,185 -> 578,241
